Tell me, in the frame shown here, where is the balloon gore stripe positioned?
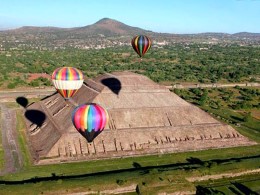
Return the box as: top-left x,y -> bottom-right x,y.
72,104 -> 109,142
131,35 -> 151,58
51,67 -> 84,99
52,67 -> 83,80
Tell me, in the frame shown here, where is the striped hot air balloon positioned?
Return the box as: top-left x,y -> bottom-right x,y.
51,67 -> 84,99
131,35 -> 152,58
72,103 -> 109,142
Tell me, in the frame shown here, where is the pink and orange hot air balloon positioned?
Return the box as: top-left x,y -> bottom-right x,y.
72,103 -> 109,142
51,67 -> 84,100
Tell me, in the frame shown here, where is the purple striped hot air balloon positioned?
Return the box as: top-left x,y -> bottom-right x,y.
131,35 -> 152,58
51,67 -> 84,100
72,103 -> 109,142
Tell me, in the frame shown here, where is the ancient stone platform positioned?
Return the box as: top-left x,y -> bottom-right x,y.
24,71 -> 256,164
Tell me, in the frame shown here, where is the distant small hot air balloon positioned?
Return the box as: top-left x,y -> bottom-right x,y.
72,103 -> 109,142
131,35 -> 152,58
51,67 -> 84,100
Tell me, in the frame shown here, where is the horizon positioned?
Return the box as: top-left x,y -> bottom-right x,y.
0,17 -> 259,35
0,0 -> 260,34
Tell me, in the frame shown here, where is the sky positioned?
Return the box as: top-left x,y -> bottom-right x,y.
0,0 -> 260,34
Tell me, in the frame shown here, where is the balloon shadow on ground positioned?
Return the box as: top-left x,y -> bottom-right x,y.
133,162 -> 142,168
16,97 -> 29,108
186,157 -> 204,165
195,185 -> 225,195
25,110 -> 46,128
228,187 -> 242,195
16,96 -> 46,128
231,182 -> 258,195
101,77 -> 121,95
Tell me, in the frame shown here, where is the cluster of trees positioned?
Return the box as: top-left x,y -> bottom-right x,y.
173,87 -> 260,110
0,43 -> 259,88
232,86 -> 260,109
173,87 -> 259,130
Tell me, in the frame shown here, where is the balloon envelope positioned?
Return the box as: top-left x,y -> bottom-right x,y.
131,35 -> 152,58
72,103 -> 109,142
52,67 -> 84,99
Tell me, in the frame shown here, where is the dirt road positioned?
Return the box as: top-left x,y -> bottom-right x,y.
0,103 -> 23,175
0,88 -> 55,99
186,168 -> 260,182
166,82 -> 259,89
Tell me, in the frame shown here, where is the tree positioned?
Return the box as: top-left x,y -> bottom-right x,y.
199,90 -> 208,106
7,82 -> 16,89
243,112 -> 251,122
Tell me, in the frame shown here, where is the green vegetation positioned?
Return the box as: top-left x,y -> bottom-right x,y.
16,109 -> 31,167
1,144 -> 260,181
0,44 -> 259,88
173,87 -> 260,142
5,102 -> 20,109
0,145 -> 259,194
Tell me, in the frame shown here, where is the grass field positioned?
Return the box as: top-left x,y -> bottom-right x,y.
0,149 -> 259,194
0,136 -> 259,194
16,109 -> 31,168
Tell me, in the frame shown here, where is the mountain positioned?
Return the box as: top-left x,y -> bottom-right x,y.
73,18 -> 153,36
1,18 -> 153,37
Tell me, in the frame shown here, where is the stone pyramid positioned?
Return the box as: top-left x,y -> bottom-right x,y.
25,71 -> 255,164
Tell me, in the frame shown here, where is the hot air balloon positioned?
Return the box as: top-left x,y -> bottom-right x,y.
131,35 -> 152,58
52,67 -> 84,100
72,103 -> 109,142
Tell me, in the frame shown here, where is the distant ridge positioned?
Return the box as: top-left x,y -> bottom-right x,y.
11,26 -> 70,33
1,18 -> 153,37
232,32 -> 260,37
0,18 -> 259,46
1,18 -> 259,36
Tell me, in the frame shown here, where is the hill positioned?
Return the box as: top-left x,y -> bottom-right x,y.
1,18 -> 153,38
72,18 -> 152,36
233,32 -> 260,37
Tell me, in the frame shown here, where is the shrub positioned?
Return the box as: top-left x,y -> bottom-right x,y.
7,82 -> 16,89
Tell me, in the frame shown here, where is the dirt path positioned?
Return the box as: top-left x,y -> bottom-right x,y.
186,168 -> 260,182
166,82 -> 259,89
67,184 -> 137,195
0,88 -> 55,99
0,103 -> 23,175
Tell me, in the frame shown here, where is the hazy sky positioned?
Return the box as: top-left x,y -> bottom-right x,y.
0,0 -> 259,33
